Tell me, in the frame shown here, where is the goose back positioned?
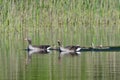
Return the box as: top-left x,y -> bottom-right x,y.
32,45 -> 50,49
65,46 -> 80,50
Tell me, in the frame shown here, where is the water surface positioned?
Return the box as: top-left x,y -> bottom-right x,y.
0,27 -> 120,80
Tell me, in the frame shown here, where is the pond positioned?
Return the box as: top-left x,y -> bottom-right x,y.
0,27 -> 120,80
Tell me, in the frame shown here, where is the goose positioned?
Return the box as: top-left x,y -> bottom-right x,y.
25,38 -> 51,53
57,40 -> 81,54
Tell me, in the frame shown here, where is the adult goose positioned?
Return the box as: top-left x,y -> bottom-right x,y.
25,38 -> 51,53
57,40 -> 81,53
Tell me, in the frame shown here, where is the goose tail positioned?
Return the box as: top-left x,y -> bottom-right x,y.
76,47 -> 81,52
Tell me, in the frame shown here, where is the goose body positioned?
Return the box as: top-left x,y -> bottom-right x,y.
58,40 -> 81,54
25,38 -> 51,53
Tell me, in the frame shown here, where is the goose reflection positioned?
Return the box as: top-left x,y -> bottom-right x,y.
58,51 -> 81,61
25,49 -> 51,65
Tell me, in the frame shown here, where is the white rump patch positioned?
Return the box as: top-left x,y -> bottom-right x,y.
76,48 -> 81,52
47,47 -> 51,52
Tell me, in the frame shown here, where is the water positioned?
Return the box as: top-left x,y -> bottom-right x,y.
23,51 -> 120,80
0,27 -> 120,80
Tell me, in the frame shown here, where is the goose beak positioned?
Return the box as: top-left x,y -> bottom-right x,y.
24,38 -> 27,41
58,40 -> 60,42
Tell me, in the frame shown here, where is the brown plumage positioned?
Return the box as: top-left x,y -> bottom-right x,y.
57,40 -> 81,53
25,38 -> 51,53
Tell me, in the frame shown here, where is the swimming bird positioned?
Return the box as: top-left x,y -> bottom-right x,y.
57,40 -> 81,54
25,38 -> 51,53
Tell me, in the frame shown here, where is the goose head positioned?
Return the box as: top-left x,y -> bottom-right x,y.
25,38 -> 32,45
57,40 -> 61,46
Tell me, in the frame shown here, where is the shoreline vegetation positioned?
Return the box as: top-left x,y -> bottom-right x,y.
0,0 -> 120,42
0,1 -> 120,80
1,0 -> 119,29
0,0 -> 120,46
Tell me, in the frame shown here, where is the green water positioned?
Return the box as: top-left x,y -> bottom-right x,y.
0,27 -> 120,80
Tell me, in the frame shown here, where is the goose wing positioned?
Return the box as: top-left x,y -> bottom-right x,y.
65,46 -> 80,50
33,45 -> 50,49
